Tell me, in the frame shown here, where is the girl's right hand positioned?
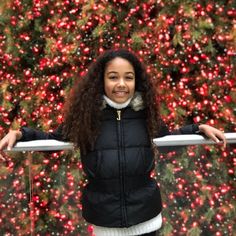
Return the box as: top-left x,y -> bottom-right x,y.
0,130 -> 22,161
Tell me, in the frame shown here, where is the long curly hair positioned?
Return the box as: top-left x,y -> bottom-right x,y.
62,49 -> 161,155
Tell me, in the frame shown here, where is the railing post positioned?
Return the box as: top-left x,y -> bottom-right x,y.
27,152 -> 35,236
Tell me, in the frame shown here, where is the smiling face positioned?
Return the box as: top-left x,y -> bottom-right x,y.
104,57 -> 135,104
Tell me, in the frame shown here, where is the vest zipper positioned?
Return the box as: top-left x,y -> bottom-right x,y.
116,109 -> 127,226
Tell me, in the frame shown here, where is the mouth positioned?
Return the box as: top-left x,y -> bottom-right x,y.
113,91 -> 128,96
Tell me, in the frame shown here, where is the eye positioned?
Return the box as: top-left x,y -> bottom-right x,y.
126,76 -> 134,80
109,76 -> 118,80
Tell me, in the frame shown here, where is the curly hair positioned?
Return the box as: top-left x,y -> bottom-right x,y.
62,49 -> 161,155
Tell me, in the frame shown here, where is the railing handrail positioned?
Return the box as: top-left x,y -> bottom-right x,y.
153,132 -> 236,146
5,133 -> 236,152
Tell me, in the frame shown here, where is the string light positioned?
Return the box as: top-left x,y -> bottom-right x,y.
0,0 -> 235,235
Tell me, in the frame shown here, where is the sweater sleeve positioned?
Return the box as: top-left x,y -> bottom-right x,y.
156,120 -> 200,153
157,120 -> 200,137
19,124 -> 65,142
174,124 -> 200,135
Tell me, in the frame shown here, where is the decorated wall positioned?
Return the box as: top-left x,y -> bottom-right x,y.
0,0 -> 235,235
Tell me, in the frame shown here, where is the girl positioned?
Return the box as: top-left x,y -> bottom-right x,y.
0,49 -> 226,236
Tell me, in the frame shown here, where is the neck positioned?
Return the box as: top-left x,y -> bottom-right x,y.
103,95 -> 132,109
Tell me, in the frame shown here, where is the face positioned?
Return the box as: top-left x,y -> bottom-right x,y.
104,57 -> 135,104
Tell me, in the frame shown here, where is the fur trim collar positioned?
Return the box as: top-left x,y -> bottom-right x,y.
101,92 -> 145,111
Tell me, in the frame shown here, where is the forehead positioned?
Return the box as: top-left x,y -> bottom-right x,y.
105,57 -> 134,73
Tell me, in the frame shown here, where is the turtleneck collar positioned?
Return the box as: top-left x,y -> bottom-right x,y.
102,92 -> 145,111
103,95 -> 132,109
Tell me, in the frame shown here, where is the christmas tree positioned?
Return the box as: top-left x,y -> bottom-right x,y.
0,0 -> 235,235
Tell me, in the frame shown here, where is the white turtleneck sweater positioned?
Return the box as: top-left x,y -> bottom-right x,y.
93,213 -> 162,236
93,95 -> 162,236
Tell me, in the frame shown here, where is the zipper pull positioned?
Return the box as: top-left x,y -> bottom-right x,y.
117,110 -> 121,121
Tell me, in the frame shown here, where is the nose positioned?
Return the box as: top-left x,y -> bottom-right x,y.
117,78 -> 126,87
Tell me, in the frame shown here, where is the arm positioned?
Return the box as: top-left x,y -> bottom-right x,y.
156,122 -> 198,153
198,124 -> 226,148
157,122 -> 200,137
157,121 -> 226,153
0,125 -> 65,160
19,125 -> 64,142
0,129 -> 22,160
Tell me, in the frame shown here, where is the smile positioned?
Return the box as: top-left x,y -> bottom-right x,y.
113,91 -> 128,96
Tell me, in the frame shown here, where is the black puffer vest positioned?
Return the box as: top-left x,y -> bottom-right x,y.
19,100 -> 199,228
81,106 -> 162,227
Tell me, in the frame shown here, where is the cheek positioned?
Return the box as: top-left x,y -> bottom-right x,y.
130,81 -> 135,92
104,81 -> 112,95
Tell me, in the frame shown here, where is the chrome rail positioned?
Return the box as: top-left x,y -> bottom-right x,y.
5,133 -> 236,152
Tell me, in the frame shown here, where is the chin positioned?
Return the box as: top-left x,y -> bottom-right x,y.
112,96 -> 128,103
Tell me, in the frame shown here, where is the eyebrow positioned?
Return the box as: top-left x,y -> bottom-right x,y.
106,71 -> 135,75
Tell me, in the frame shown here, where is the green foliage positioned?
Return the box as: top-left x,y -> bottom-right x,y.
0,0 -> 235,235
162,221 -> 173,235
187,227 -> 202,236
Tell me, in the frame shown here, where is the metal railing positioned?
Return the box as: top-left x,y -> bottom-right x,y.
6,133 -> 236,152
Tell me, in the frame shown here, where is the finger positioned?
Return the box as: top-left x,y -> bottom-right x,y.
0,152 -> 6,161
207,133 -> 220,144
223,138 -> 226,149
0,139 -> 5,150
213,131 -> 226,147
218,134 -> 227,149
7,137 -> 16,151
0,139 -> 8,151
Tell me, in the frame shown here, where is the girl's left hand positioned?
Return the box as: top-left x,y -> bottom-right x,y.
199,124 -> 227,148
